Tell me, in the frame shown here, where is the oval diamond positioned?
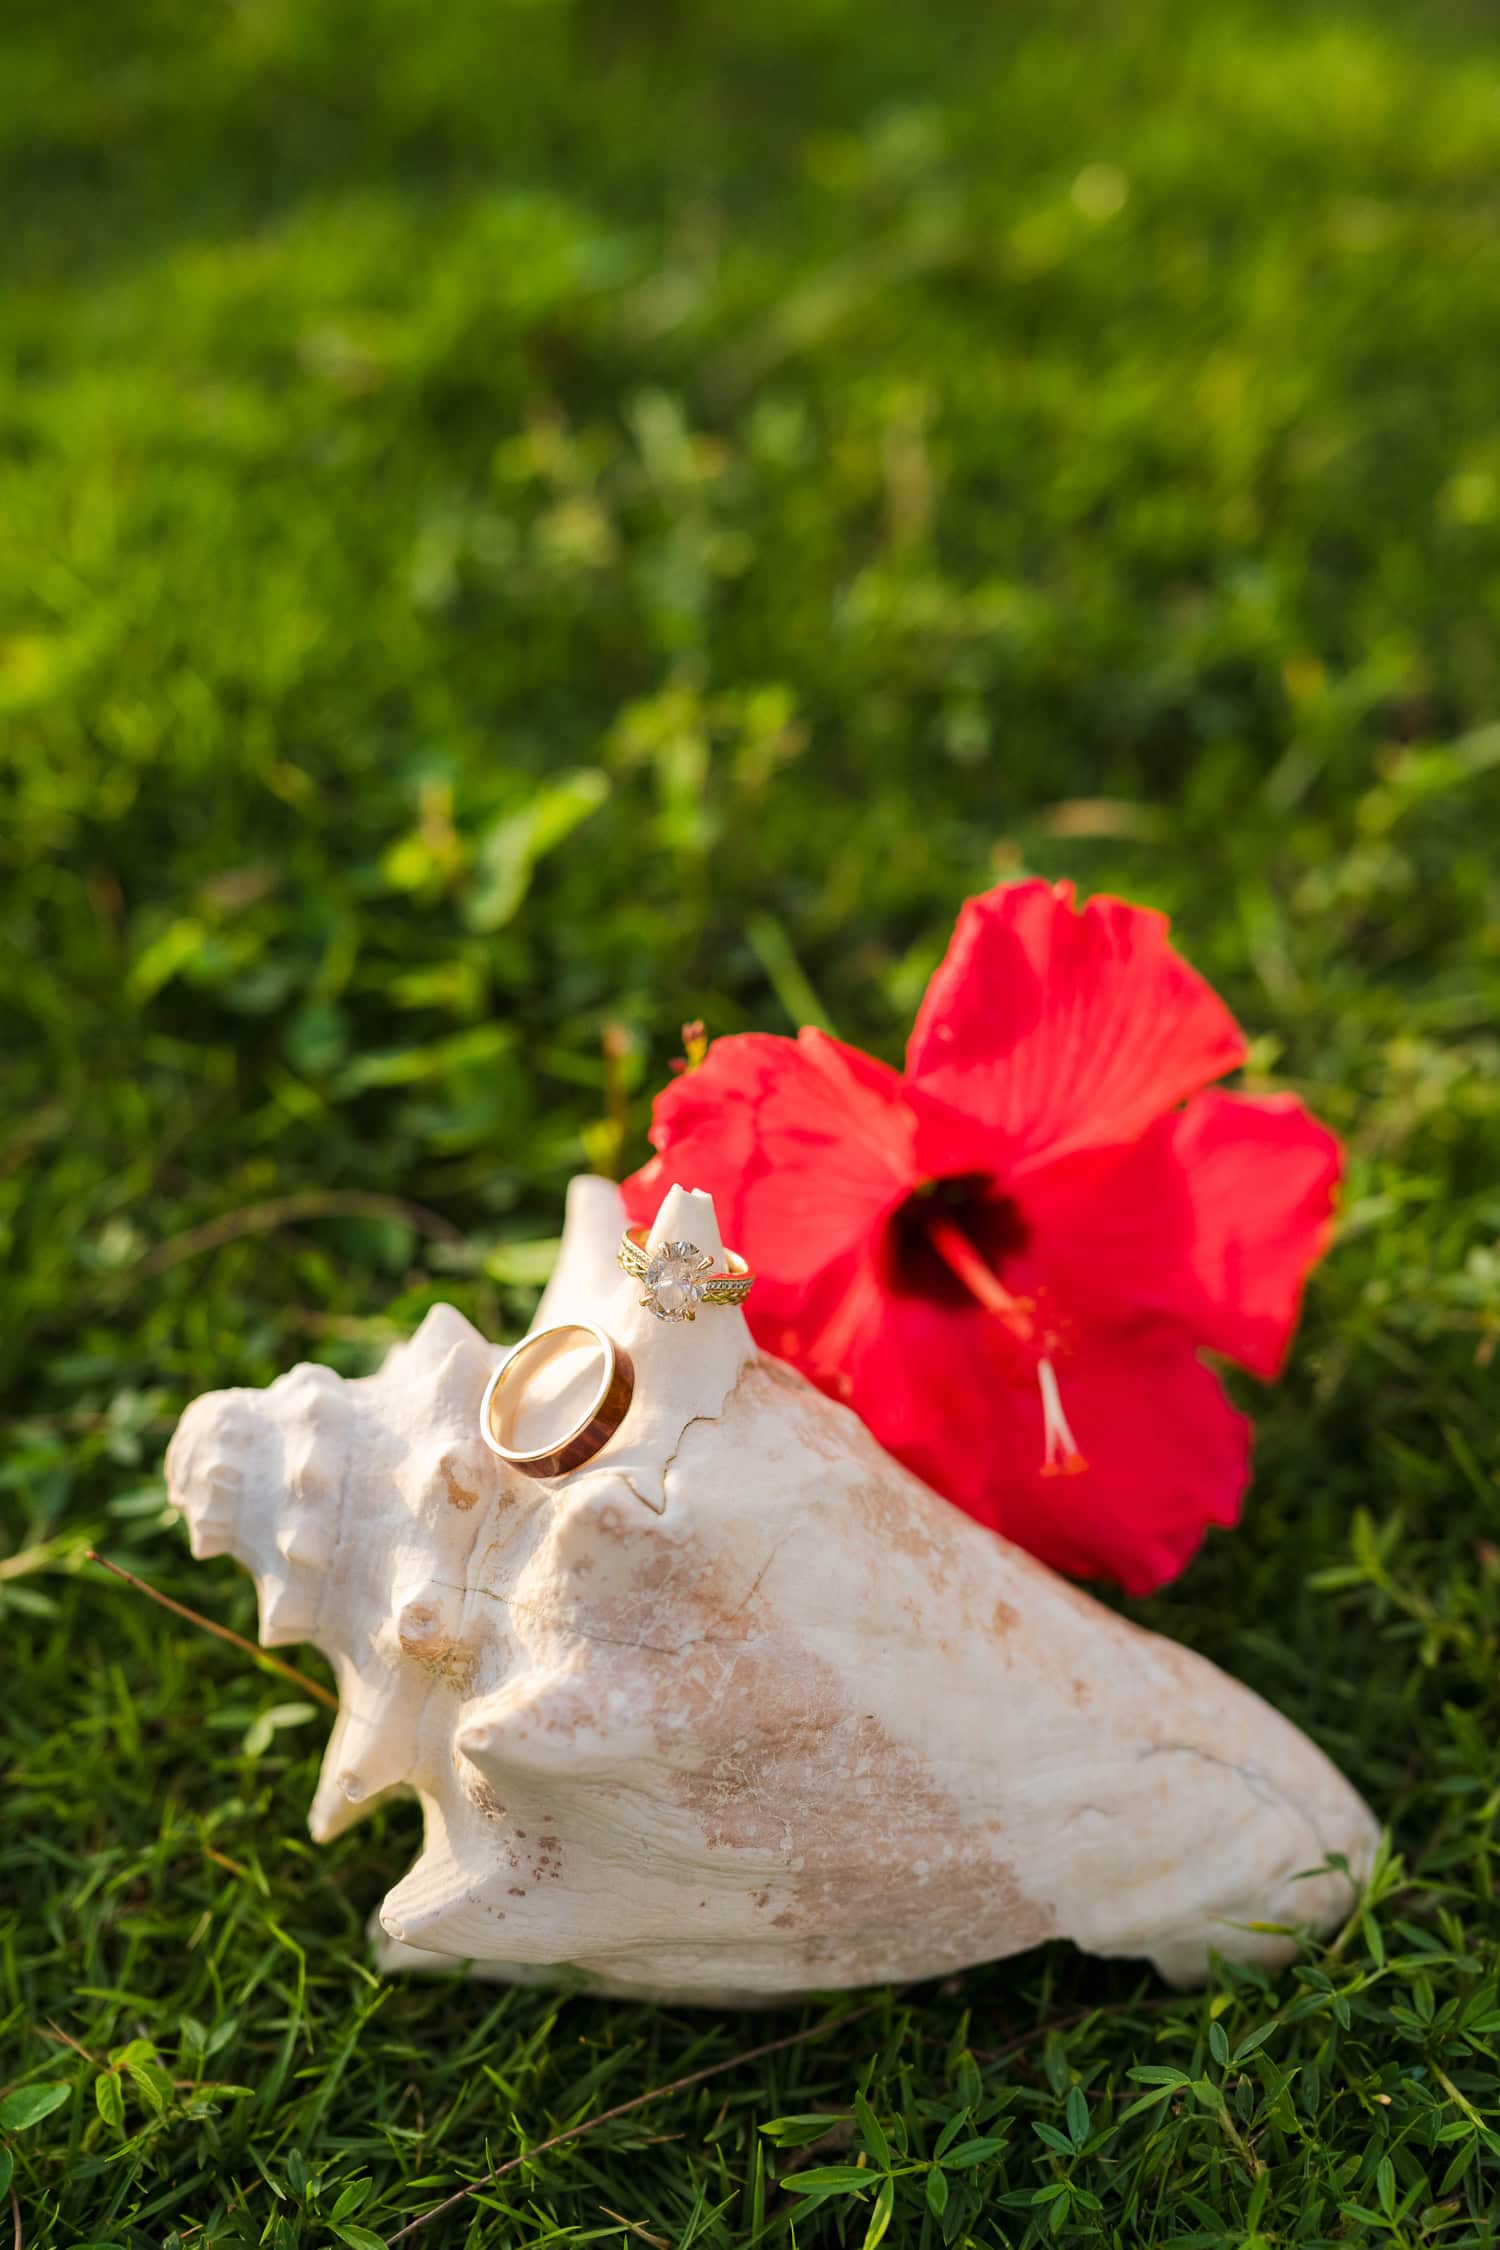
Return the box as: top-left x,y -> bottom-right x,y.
642,1239 -> 712,1320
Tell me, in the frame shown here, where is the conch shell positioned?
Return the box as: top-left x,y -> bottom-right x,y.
165,1177 -> 1377,2002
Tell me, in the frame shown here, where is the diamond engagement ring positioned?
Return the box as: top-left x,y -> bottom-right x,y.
617,1226 -> 755,1322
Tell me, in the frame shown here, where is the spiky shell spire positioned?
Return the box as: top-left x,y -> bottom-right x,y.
168,1300 -> 505,1841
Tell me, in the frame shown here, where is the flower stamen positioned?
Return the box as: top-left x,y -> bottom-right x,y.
925,1212 -> 1089,1477
1037,1355 -> 1088,1478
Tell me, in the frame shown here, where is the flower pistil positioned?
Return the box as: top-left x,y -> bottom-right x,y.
923,1208 -> 1088,1479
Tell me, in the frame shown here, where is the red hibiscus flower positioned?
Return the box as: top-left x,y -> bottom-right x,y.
622,879 -> 1341,1594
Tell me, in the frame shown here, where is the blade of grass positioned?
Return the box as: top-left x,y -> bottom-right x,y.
86,1552 -> 337,1711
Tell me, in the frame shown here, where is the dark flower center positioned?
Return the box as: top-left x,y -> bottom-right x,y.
885,1172 -> 1030,1304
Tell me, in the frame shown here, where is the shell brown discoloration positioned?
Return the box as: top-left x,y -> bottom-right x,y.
439,1451 -> 485,1511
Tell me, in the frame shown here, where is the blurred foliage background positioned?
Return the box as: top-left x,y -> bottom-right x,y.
3,0 -> 1500,2242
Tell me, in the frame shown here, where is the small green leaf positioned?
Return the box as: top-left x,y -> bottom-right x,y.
335,1022 -> 512,1095
1065,2084 -> 1090,2147
759,2113 -> 847,2147
1209,2020 -> 1230,2067
1439,2137 -> 1477,2194
942,2136 -> 1008,2168
863,2173 -> 895,2250
926,2167 -> 949,2217
933,2109 -> 971,2159
481,1236 -> 562,1286
1118,2085 -> 1176,2122
1376,2156 -> 1396,2217
124,2055 -> 173,2116
242,1701 -> 319,1758
95,2073 -> 125,2134
941,2186 -> 971,2246
855,2088 -> 892,2170
128,915 -> 209,1002
0,2082 -> 70,2131
333,2227 -> 389,2250
467,770 -> 611,932
784,2164 -> 875,2194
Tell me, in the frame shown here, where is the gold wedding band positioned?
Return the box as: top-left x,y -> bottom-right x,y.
479,1320 -> 634,1477
617,1226 -> 755,1323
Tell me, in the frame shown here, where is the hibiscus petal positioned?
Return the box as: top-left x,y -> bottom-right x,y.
1025,1090 -> 1341,1380
830,1289 -> 1251,1595
621,1028 -> 916,1335
907,879 -> 1247,1165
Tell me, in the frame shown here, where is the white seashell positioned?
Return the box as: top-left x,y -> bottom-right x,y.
165,1176 -> 1378,2002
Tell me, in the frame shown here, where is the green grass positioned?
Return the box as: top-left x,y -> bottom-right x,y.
4,0 -> 1500,2241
